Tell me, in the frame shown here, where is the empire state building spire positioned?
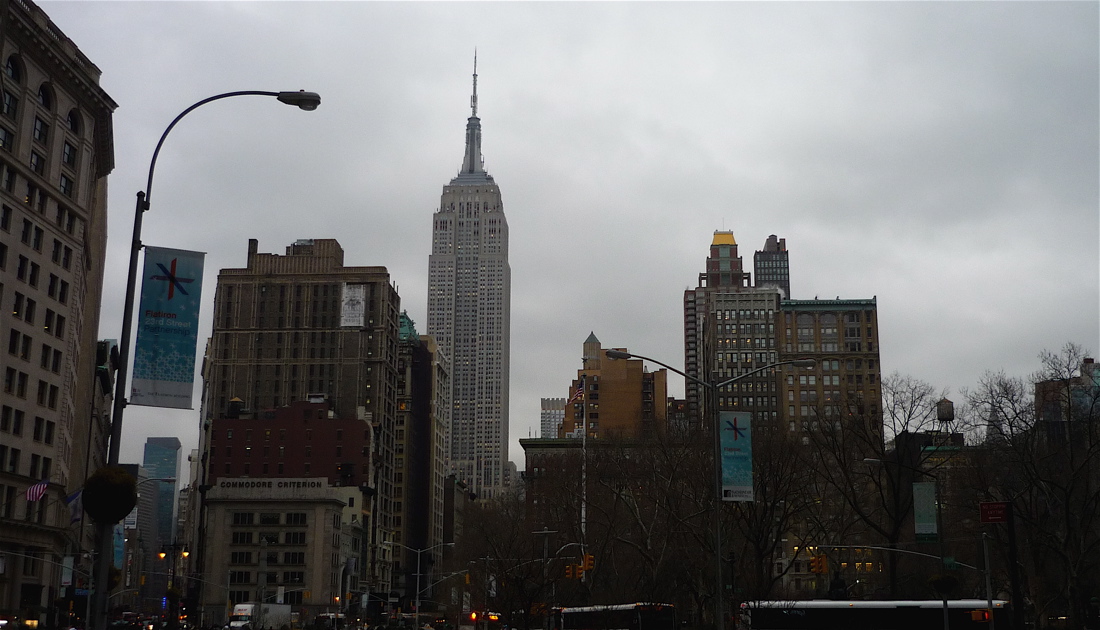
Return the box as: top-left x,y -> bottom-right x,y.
460,51 -> 485,176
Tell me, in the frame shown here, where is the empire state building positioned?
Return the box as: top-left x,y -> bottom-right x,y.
427,60 -> 510,498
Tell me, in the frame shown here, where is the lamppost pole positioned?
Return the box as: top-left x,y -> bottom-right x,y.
91,89 -> 320,630
384,541 -> 454,626
606,349 -> 813,630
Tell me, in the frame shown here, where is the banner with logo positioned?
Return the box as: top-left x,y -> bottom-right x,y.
131,246 -> 205,409
719,411 -> 754,501
913,481 -> 939,542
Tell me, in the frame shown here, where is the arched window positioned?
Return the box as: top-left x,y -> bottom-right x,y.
66,109 -> 81,135
37,84 -> 53,110
4,55 -> 22,83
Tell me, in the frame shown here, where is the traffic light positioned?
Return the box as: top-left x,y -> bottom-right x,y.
970,609 -> 991,623
809,555 -> 829,574
565,564 -> 574,579
583,554 -> 594,571
95,340 -> 117,395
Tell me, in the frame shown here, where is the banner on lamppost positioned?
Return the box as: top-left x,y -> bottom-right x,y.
914,481 -> 939,542
719,411 -> 753,502
131,246 -> 205,409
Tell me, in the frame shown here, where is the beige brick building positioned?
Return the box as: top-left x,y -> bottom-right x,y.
0,0 -> 116,625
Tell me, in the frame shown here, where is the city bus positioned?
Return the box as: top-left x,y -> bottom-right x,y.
555,603 -> 677,630
739,599 -> 1013,630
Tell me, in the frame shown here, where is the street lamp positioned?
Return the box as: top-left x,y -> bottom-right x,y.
92,89 -> 320,630
383,542 -> 454,626
606,349 -> 814,630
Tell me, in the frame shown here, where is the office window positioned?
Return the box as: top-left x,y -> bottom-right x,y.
67,109 -> 81,134
62,142 -> 76,167
36,85 -> 52,110
32,117 -> 48,143
1,90 -> 16,119
230,532 -> 253,545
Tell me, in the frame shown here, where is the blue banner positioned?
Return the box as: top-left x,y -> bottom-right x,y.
719,411 -> 753,501
113,523 -> 125,569
913,481 -> 939,541
131,246 -> 205,409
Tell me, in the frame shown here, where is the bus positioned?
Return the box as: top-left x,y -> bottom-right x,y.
555,603 -> 677,630
739,599 -> 1014,630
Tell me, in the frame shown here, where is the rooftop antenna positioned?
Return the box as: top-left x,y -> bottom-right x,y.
471,48 -> 478,117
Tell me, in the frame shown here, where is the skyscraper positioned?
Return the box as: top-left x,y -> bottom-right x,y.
142,436 -> 181,547
753,234 -> 790,298
684,230 -> 881,432
540,398 -> 565,439
141,436 -> 180,613
684,231 -> 770,419
427,59 -> 510,498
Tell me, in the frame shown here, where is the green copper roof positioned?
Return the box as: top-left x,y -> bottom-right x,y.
399,311 -> 419,341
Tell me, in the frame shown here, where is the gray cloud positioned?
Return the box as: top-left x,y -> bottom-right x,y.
42,1 -> 1098,466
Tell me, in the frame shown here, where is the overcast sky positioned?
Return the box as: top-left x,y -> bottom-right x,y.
41,1 -> 1099,471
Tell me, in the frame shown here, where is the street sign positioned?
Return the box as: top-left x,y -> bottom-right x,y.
980,501 -> 1009,523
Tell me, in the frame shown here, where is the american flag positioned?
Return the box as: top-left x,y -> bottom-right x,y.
26,479 -> 49,502
569,379 -> 585,402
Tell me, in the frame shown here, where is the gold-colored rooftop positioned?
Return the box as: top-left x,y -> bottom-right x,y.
711,230 -> 736,246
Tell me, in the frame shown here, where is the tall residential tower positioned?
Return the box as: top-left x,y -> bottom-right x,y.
426,60 -> 511,499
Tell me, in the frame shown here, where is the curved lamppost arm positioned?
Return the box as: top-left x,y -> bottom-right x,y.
95,89 -> 319,630
145,90 -> 319,201
606,349 -> 814,391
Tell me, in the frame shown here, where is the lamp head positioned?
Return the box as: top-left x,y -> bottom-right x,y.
790,359 -> 816,368
605,350 -> 632,360
277,90 -> 321,111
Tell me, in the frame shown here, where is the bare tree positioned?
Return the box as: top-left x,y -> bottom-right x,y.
966,343 -> 1100,630
801,372 -> 959,597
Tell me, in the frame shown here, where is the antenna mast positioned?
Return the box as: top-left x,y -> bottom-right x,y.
471,49 -> 478,117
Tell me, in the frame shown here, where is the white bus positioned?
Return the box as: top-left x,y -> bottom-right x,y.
555,603 -> 677,630
739,599 -> 1013,629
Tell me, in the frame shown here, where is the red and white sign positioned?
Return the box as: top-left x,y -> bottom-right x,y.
980,501 -> 1009,523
